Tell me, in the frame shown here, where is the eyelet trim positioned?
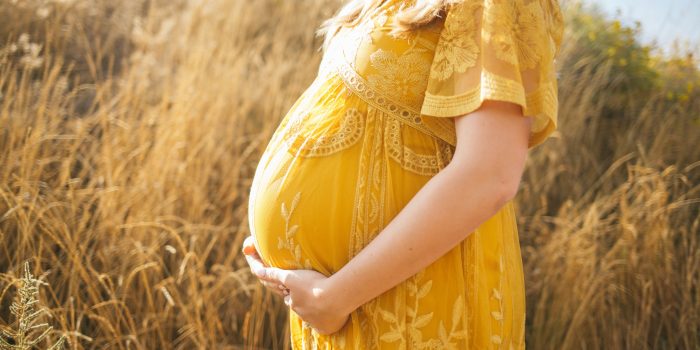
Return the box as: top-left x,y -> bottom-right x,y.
282,108 -> 364,157
386,118 -> 454,176
335,58 -> 439,138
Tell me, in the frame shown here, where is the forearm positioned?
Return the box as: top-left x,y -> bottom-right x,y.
326,160 -> 513,314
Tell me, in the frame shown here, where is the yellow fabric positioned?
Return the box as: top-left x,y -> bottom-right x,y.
248,0 -> 563,348
421,0 -> 563,149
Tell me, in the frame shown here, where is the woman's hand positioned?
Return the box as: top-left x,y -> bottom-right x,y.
241,235 -> 288,297
241,235 -> 352,334
256,265 -> 353,335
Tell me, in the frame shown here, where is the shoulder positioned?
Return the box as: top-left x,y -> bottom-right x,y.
438,0 -> 563,56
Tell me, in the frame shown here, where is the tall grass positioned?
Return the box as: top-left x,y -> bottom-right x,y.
1,261 -> 66,349
0,0 -> 697,349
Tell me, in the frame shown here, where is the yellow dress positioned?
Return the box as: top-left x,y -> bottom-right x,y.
248,0 -> 563,348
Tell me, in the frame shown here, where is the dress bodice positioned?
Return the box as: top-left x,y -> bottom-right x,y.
315,0 -> 563,149
316,2 -> 457,148
332,3 -> 443,109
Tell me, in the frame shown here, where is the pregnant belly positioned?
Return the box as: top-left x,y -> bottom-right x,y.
248,144 -> 361,275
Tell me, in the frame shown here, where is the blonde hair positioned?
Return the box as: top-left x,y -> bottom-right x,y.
315,0 -> 463,52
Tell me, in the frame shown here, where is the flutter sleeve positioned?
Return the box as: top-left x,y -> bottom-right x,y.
420,0 -> 564,149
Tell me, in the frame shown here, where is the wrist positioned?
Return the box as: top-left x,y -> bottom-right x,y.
321,272 -> 360,316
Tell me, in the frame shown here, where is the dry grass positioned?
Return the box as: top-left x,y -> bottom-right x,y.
0,0 -> 698,349
1,261 -> 66,349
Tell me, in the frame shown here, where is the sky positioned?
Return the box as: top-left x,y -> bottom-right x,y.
581,0 -> 700,56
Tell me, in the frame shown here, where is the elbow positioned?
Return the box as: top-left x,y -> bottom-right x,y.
477,179 -> 518,217
444,159 -> 524,210
479,164 -> 522,209
493,159 -> 527,206
495,176 -> 522,207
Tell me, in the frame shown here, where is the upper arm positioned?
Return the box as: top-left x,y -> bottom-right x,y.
450,99 -> 531,200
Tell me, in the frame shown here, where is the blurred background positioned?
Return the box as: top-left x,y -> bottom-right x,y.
0,0 -> 698,349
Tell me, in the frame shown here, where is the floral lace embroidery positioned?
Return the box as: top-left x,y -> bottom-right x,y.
489,255 -> 507,345
512,1 -> 548,69
430,1 -> 482,81
345,112 -> 464,348
282,108 -> 364,158
375,270 -> 435,348
483,0 -> 517,65
348,112 -> 386,260
325,2 -> 458,176
386,117 -> 454,177
436,295 -> 469,349
277,191 -> 312,269
348,112 -> 387,348
367,48 -> 432,107
483,0 -> 547,69
422,0 -> 562,149
335,57 -> 434,136
373,269 -> 468,349
331,4 -> 446,139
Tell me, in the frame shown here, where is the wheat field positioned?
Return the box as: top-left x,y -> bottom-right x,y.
0,0 -> 698,349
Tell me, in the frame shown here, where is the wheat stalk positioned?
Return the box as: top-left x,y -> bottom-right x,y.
0,262 -> 65,350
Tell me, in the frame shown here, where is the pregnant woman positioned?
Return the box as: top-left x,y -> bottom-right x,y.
243,0 -> 563,348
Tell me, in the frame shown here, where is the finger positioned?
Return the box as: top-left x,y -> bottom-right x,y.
244,250 -> 264,267
247,250 -> 265,265
242,236 -> 258,255
284,294 -> 292,307
244,253 -> 266,276
259,266 -> 292,286
260,278 -> 287,292
261,280 -> 286,291
244,253 -> 289,288
261,281 -> 286,296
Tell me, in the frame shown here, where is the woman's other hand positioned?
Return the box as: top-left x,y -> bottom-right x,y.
257,266 -> 352,335
241,235 -> 288,297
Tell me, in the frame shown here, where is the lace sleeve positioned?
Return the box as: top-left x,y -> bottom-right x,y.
420,0 -> 564,149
